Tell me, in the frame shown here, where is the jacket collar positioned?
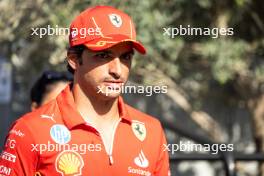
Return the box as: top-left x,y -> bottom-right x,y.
56,85 -> 132,130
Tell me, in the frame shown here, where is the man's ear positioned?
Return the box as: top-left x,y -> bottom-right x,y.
67,52 -> 79,71
31,102 -> 38,111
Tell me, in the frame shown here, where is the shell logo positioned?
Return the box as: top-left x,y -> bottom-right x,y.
55,151 -> 84,176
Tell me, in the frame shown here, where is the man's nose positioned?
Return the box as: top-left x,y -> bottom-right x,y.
108,57 -> 122,78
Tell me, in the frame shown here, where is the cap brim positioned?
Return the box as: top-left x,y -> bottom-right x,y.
83,35 -> 146,54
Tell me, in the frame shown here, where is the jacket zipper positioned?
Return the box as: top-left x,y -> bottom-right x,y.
85,118 -> 121,165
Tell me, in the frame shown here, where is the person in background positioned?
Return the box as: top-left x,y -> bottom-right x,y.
30,70 -> 73,110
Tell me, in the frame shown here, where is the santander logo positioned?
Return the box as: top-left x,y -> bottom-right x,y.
134,150 -> 149,168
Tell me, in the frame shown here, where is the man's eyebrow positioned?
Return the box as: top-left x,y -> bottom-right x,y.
121,49 -> 135,56
96,50 -> 112,54
100,49 -> 134,56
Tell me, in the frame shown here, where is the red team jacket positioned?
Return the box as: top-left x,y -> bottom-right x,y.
0,85 -> 170,176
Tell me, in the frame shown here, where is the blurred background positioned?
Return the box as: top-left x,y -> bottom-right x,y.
0,0 -> 263,175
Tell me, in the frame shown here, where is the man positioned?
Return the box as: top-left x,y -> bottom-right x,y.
30,70 -> 73,110
0,6 -> 170,176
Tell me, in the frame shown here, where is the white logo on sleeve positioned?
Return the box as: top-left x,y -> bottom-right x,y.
109,14 -> 122,27
9,129 -> 25,137
134,150 -> 149,168
41,114 -> 56,122
0,165 -> 11,175
4,139 -> 16,149
0,152 -> 16,163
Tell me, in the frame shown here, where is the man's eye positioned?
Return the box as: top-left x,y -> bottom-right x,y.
94,53 -> 111,59
121,53 -> 133,61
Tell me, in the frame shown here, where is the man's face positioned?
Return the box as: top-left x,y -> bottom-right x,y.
74,42 -> 134,99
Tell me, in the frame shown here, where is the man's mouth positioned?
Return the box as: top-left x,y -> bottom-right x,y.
103,81 -> 124,90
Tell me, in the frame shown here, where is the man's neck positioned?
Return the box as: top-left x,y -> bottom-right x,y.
72,83 -> 120,126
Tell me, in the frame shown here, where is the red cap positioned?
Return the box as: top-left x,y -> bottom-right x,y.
69,6 -> 146,54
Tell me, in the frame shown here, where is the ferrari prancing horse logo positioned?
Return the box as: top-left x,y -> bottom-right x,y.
132,121 -> 146,141
108,14 -> 122,28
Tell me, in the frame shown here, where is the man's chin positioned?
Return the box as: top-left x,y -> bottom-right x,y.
98,91 -> 121,100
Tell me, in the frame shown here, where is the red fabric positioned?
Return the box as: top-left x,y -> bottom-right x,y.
69,6 -> 146,54
0,85 -> 169,176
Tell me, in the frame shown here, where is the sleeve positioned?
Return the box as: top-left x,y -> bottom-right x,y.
153,122 -> 171,176
0,119 -> 39,176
